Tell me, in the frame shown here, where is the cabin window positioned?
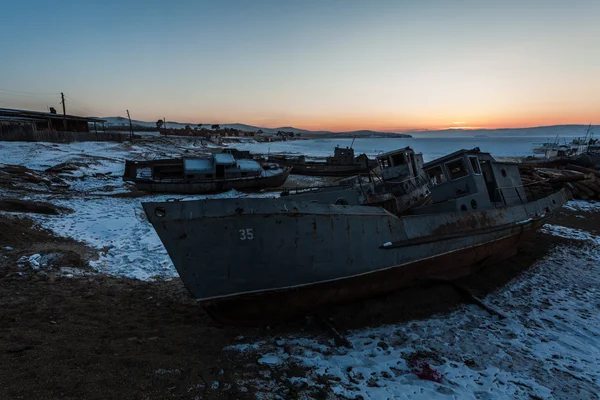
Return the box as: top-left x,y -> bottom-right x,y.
205,174 -> 213,178
425,166 -> 446,185
445,159 -> 469,180
391,153 -> 405,167
241,172 -> 247,177
379,158 -> 390,169
469,156 -> 481,175
187,174 -> 194,179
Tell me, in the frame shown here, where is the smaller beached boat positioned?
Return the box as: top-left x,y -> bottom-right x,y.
268,145 -> 377,177
123,153 -> 291,194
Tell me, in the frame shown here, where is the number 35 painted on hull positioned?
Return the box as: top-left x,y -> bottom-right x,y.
239,229 -> 254,240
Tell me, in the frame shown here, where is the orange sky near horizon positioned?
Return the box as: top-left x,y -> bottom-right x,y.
2,1 -> 599,132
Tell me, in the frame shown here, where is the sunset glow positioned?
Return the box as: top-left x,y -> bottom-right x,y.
1,0 -> 599,132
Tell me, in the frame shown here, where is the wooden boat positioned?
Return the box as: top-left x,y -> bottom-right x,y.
123,153 -> 291,194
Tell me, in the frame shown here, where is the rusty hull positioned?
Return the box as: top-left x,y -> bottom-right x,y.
202,222 -> 532,322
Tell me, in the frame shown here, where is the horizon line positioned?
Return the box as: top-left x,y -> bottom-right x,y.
105,115 -> 595,134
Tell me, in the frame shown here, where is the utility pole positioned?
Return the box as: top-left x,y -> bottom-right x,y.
163,117 -> 167,135
60,92 -> 67,131
126,109 -> 134,140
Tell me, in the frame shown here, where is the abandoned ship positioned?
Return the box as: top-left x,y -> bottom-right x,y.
142,147 -> 569,320
267,145 -> 377,177
123,153 -> 291,194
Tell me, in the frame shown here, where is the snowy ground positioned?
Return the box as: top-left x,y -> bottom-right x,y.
27,191 -> 278,280
0,139 -> 276,279
228,228 -> 600,399
1,139 -> 600,398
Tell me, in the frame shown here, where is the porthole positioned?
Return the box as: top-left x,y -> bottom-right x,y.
336,198 -> 349,206
460,204 -> 468,211
501,168 -> 507,177
471,199 -> 478,209
155,207 -> 166,218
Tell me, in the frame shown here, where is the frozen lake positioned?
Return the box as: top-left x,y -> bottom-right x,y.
231,135 -> 583,162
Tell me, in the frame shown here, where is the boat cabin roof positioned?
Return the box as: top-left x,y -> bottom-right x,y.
422,148 -> 493,169
376,146 -> 413,160
183,155 -> 263,174
214,153 -> 236,165
334,146 -> 354,155
236,159 -> 262,171
184,158 -> 213,173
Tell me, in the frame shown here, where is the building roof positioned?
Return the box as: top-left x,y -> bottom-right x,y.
0,115 -> 46,123
423,147 -> 492,169
0,108 -> 106,123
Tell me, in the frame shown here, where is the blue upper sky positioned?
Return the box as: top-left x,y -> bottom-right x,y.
1,0 -> 599,131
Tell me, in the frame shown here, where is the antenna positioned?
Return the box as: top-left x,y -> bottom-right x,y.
350,135 -> 356,149
61,92 -> 67,130
584,123 -> 592,142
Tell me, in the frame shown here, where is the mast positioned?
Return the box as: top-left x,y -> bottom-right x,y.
584,123 -> 592,143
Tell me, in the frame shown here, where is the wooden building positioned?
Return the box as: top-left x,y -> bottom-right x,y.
0,108 -> 106,134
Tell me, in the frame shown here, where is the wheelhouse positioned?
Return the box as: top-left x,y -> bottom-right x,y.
376,147 -> 425,183
414,148 -> 527,214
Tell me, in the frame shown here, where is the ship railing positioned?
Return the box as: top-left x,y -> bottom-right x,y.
492,179 -> 556,207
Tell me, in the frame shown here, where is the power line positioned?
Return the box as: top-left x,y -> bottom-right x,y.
0,92 -> 59,100
0,88 -> 58,97
64,95 -> 119,117
64,99 -> 103,115
0,88 -> 122,118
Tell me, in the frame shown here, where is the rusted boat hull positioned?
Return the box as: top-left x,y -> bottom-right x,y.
126,167 -> 291,194
202,225 -> 531,322
143,189 -> 568,320
286,164 -> 373,177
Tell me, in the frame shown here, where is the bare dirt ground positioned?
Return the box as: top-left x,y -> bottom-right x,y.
0,207 -> 597,399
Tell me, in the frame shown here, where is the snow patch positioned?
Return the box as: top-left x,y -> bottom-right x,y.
257,355 -> 283,366
516,217 -> 532,224
155,368 -> 180,375
540,224 -> 600,244
563,200 -> 600,213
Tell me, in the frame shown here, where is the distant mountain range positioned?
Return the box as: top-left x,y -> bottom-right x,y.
403,124 -> 594,138
102,117 -> 594,139
101,117 -> 413,138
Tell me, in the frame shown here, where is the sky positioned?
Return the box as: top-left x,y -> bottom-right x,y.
1,0 -> 599,132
